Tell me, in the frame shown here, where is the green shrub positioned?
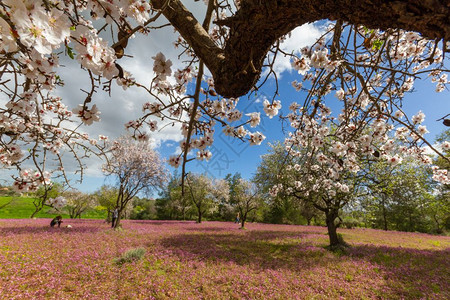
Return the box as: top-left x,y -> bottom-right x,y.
342,217 -> 361,229
113,247 -> 146,266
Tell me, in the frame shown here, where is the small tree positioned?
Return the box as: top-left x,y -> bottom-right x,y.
103,137 -> 166,228
157,172 -> 193,220
94,185 -> 118,222
223,173 -> 243,221
185,173 -> 229,223
64,190 -> 95,219
254,143 -> 321,225
233,179 -> 261,229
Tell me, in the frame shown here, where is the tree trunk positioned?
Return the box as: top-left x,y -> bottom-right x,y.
114,212 -> 122,228
114,191 -> 127,229
240,212 -> 247,229
325,210 -> 341,248
114,206 -> 123,229
382,197 -> 388,231
197,210 -> 202,223
30,205 -> 43,218
30,209 -> 40,218
433,215 -> 442,234
409,212 -> 413,232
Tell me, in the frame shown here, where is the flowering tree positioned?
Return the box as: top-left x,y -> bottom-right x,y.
231,178 -> 261,229
254,143 -> 321,225
103,136 -> 166,228
268,116 -> 441,247
63,189 -> 95,219
31,181 -> 66,218
269,135 -> 360,247
185,173 -> 229,223
0,0 -> 449,214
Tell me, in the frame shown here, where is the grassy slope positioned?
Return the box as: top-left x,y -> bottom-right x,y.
0,196 -> 106,219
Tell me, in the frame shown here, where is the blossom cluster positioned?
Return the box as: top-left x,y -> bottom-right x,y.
12,169 -> 51,193
0,0 -> 154,190
158,80 -> 266,168
270,24 -> 450,200
48,196 -> 67,209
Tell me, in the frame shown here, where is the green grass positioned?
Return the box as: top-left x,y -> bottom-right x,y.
0,196 -> 107,219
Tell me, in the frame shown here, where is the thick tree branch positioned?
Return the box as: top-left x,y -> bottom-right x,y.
152,0 -> 225,72
154,0 -> 450,98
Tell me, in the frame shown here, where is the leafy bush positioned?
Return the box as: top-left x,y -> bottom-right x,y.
131,198 -> 157,220
113,247 -> 146,266
342,217 -> 361,229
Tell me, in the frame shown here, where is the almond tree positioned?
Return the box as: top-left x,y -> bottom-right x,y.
103,136 -> 166,228
185,173 -> 229,223
232,178 -> 261,229
63,189 -> 95,219
270,121 -> 404,248
254,142 -> 321,225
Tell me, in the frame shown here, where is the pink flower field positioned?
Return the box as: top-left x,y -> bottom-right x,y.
0,219 -> 449,299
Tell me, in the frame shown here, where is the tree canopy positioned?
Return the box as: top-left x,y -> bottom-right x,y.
0,0 -> 448,203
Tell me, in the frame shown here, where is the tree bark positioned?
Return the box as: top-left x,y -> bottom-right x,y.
325,210 -> 341,247
31,198 -> 44,218
115,205 -> 125,228
240,212 -> 247,229
0,200 -> 12,210
433,215 -> 442,233
382,196 -> 388,231
30,208 -> 40,219
197,209 -> 202,223
153,0 -> 450,98
114,199 -> 125,229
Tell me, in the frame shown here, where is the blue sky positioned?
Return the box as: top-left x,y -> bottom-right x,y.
71,69 -> 449,194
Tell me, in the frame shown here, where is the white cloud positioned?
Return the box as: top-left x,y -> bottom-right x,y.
263,23 -> 324,78
48,17 -> 201,178
422,144 -> 440,157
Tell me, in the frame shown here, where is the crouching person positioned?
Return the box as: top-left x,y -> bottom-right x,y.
50,216 -> 63,228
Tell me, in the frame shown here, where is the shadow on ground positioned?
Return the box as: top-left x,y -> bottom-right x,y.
0,225 -> 104,235
160,229 -> 450,298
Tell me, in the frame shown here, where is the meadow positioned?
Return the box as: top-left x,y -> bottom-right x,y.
0,220 -> 449,299
0,196 -> 106,219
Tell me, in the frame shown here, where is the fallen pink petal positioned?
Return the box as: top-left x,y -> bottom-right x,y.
0,219 -> 448,299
